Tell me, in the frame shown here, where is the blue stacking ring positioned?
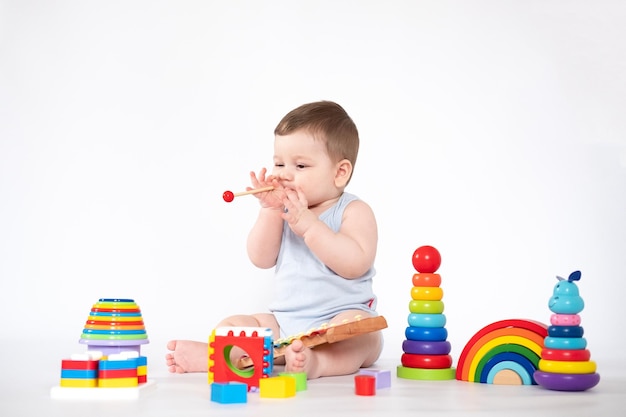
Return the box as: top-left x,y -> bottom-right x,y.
544,336 -> 587,350
547,325 -> 584,338
408,313 -> 446,328
89,311 -> 142,317
405,326 -> 448,341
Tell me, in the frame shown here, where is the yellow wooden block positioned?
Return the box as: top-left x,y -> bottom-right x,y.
60,378 -> 97,388
137,365 -> 147,376
259,376 -> 296,398
98,377 -> 139,388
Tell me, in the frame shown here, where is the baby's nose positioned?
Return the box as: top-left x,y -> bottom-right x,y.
278,171 -> 292,181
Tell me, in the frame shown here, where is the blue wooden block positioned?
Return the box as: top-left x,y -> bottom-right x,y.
60,369 -> 98,379
99,358 -> 138,371
211,382 -> 248,404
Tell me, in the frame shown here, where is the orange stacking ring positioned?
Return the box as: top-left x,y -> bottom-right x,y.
87,315 -> 144,322
412,273 -> 442,287
86,320 -> 144,326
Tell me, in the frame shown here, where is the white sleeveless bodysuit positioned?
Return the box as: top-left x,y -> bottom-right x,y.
269,192 -> 378,338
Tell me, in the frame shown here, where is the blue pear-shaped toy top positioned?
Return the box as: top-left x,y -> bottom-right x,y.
548,270 -> 585,314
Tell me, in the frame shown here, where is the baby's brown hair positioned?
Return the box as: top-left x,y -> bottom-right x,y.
274,101 -> 359,182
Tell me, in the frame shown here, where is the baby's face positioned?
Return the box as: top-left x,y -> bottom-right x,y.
272,130 -> 341,206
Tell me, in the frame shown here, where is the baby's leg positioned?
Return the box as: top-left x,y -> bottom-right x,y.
284,311 -> 383,379
165,340 -> 209,373
165,313 -> 279,374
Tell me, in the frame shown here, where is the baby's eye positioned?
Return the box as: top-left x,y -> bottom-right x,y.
296,164 -> 306,169
274,163 -> 284,168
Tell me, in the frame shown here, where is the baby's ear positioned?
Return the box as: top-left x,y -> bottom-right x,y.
335,159 -> 353,187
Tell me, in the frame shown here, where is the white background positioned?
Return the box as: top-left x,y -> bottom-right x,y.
1,0 -> 625,375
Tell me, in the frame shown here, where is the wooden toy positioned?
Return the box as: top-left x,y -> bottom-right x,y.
398,245 -> 455,380
223,186 -> 274,202
455,319 -> 547,385
237,315 -> 388,368
534,271 -> 600,391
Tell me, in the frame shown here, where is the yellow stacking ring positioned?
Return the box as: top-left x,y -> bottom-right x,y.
411,286 -> 443,301
538,359 -> 597,374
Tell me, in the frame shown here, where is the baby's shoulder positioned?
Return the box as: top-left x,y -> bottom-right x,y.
343,198 -> 376,220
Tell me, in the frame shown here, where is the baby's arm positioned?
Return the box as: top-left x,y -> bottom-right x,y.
246,168 -> 286,268
307,200 -> 377,278
247,207 -> 284,268
285,194 -> 377,279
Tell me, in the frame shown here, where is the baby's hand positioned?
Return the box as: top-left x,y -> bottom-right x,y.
281,187 -> 317,236
250,168 -> 284,209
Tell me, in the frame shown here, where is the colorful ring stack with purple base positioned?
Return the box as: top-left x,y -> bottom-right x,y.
397,247 -> 455,380
79,298 -> 149,355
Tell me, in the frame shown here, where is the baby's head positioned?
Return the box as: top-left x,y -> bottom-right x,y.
274,101 -> 359,183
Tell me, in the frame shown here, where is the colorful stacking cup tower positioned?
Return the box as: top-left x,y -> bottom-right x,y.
79,298 -> 149,356
397,245 -> 455,380
534,271 -> 600,391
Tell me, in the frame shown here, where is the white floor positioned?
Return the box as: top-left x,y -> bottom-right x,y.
2,343 -> 624,417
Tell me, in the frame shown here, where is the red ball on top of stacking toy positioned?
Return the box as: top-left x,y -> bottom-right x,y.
412,245 -> 441,273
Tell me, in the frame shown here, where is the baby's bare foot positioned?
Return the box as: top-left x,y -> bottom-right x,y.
165,340 -> 209,373
284,339 -> 320,379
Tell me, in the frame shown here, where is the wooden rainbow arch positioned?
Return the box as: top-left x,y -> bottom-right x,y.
456,319 -> 548,385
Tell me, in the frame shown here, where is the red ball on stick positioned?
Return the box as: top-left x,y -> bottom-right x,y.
223,190 -> 234,203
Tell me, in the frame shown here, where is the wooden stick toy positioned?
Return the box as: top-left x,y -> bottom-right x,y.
237,315 -> 388,369
223,186 -> 274,203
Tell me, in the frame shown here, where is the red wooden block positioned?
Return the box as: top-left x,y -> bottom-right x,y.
355,375 -> 376,396
61,359 -> 99,370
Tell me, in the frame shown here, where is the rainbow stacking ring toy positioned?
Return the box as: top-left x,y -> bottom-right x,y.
79,298 -> 149,355
534,271 -> 600,391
